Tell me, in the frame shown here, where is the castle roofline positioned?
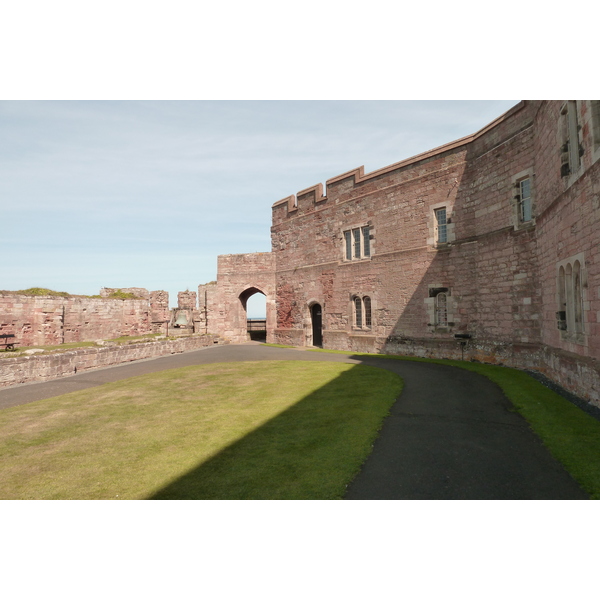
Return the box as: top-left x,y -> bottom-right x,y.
273,101 -> 526,208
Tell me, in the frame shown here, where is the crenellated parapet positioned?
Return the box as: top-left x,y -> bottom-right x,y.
272,102 -> 528,226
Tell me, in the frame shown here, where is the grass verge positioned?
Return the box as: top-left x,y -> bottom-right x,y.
0,361 -> 402,500
260,343 -> 297,348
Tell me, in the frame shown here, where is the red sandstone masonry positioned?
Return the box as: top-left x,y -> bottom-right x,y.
268,100 -> 600,405
178,291 -> 197,309
203,101 -> 599,405
200,253 -> 276,343
0,290 -> 170,346
0,335 -> 226,388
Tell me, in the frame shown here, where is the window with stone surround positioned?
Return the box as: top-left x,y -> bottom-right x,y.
429,203 -> 454,247
354,296 -> 362,328
435,292 -> 448,327
591,100 -> 600,159
556,254 -> 586,343
592,101 -> 600,146
344,226 -> 371,261
363,296 -> 372,328
352,295 -> 372,330
425,286 -> 454,331
434,207 -> 447,244
560,101 -> 584,180
517,178 -> 532,222
511,168 -> 535,229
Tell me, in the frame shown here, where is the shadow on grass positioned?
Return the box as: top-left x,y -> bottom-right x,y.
149,363 -> 402,500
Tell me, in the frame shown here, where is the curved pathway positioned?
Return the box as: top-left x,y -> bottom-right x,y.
0,343 -> 588,499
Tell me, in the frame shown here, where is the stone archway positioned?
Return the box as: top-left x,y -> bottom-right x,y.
239,287 -> 267,342
198,253 -> 276,344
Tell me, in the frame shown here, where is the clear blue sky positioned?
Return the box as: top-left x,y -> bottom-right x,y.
1,101 -> 519,315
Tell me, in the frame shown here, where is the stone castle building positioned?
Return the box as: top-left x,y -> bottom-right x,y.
201,100 -> 600,406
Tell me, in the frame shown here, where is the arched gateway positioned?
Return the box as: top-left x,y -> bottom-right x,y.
198,253 -> 276,344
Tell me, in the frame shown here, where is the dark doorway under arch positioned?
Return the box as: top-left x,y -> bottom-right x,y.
311,303 -> 323,347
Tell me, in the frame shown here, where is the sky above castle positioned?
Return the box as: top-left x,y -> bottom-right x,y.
1,100 -> 519,315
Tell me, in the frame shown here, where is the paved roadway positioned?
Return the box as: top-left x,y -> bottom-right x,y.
0,343 -> 588,499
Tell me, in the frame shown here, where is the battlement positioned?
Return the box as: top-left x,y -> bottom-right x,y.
272,101 -> 527,224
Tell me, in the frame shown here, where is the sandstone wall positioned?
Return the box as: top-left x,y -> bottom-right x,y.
0,334 -> 226,389
0,290 -> 170,346
199,253 -> 276,343
267,101 -> 600,406
178,291 -> 197,309
531,101 -> 600,402
150,290 -> 170,330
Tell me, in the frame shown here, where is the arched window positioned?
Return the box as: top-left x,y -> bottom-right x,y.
363,296 -> 372,329
436,293 -> 448,327
354,297 -> 362,328
557,256 -> 585,340
565,263 -> 574,332
574,261 -> 583,334
557,266 -> 567,330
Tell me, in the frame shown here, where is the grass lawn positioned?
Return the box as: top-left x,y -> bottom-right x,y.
0,361 -> 402,500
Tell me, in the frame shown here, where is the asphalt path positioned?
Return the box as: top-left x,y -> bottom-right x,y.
0,343 -> 588,499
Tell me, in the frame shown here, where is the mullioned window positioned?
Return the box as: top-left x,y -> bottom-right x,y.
343,226 -> 371,261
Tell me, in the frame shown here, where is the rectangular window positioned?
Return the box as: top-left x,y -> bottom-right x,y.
591,100 -> 600,153
567,101 -> 581,173
362,226 -> 371,257
353,229 -> 361,258
435,208 -> 447,244
343,226 -> 372,260
560,101 -> 582,177
344,231 -> 352,260
363,296 -> 372,328
519,178 -> 532,222
354,297 -> 362,328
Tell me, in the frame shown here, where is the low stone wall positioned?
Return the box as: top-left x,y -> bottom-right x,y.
0,335 -> 226,388
539,346 -> 600,408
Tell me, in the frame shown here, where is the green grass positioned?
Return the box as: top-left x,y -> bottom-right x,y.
0,287 -> 141,299
309,348 -> 600,499
0,361 -> 402,500
0,287 -> 70,297
110,333 -> 163,344
261,343 -> 297,348
0,342 -> 96,358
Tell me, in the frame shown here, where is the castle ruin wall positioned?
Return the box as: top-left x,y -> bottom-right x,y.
0,289 -> 170,346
